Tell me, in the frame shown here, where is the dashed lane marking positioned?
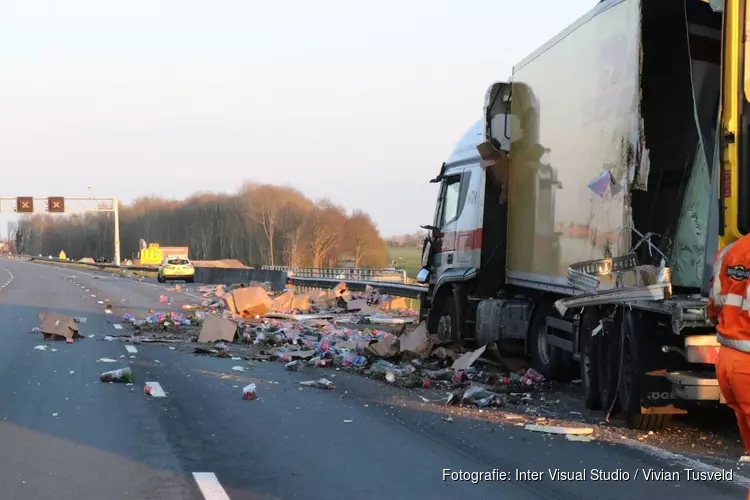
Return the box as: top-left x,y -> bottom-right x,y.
0,268 -> 14,290
144,382 -> 166,398
125,345 -> 138,354
113,324 -> 122,330
192,472 -> 231,500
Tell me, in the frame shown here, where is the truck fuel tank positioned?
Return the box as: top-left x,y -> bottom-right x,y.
475,299 -> 532,345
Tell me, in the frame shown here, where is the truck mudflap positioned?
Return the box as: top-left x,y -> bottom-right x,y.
640,370 -> 689,414
664,371 -> 724,403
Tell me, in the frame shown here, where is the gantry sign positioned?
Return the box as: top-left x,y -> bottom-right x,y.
14,197 -> 65,213
2,196 -> 122,266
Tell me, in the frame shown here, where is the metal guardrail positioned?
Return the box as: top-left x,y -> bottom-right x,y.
288,275 -> 426,299
22,255 -> 428,299
263,266 -> 407,283
27,256 -> 155,272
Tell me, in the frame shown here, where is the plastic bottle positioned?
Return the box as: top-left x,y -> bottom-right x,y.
99,367 -> 133,383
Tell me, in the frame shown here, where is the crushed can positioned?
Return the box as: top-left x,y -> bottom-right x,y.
285,360 -> 300,371
316,378 -> 335,390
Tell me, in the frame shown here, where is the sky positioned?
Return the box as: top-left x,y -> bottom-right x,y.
0,0 -> 596,237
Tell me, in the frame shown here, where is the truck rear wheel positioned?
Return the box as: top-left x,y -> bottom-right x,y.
619,309 -> 673,431
579,310 -> 601,410
597,315 -> 620,415
529,303 -> 575,381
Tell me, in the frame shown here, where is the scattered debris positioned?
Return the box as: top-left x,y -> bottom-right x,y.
242,383 -> 257,400
99,367 -> 133,383
144,382 -> 166,397
525,424 -> 594,436
300,378 -> 335,390
36,312 -> 81,341
565,435 -> 595,442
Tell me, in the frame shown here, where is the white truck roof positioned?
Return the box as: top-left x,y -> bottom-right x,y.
445,120 -> 483,168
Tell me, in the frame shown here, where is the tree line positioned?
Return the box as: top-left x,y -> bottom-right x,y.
11,183 -> 390,268
386,231 -> 427,248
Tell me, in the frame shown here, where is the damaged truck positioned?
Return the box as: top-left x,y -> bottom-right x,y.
417,0 -> 744,430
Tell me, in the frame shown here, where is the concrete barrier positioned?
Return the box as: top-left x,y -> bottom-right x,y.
193,267 -> 288,292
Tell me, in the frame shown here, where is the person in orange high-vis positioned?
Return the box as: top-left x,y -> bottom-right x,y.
708,236 -> 750,462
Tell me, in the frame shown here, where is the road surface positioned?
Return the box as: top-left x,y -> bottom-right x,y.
0,257 -> 748,500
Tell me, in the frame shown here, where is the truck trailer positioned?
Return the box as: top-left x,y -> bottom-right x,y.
417,0 -> 743,430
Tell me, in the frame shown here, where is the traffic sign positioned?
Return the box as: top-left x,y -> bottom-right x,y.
48,197 -> 65,213
16,197 -> 33,213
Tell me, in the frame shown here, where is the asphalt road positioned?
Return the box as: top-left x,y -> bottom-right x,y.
1,258 -> 749,500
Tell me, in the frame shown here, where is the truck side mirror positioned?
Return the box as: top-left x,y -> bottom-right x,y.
421,224 -> 443,238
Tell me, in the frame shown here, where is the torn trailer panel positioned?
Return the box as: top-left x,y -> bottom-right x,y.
501,0 -> 721,303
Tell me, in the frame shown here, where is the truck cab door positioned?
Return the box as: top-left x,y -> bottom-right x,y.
433,170 -> 465,272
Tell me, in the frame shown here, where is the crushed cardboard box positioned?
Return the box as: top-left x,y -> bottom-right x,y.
198,316 -> 238,343
223,286 -> 273,316
37,312 -> 81,340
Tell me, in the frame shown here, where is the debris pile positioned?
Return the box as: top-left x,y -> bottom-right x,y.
116,281 -> 548,411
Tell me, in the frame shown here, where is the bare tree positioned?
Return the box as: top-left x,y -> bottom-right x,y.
15,183 -> 389,268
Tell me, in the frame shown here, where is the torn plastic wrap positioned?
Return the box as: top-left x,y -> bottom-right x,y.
672,141 -> 711,288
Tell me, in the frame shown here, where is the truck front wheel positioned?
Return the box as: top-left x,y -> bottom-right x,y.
427,289 -> 457,343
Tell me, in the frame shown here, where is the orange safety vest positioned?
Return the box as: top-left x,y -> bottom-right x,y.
709,235 -> 750,351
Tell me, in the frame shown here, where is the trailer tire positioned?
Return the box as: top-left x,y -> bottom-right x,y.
529,303 -> 575,381
579,311 -> 601,411
597,315 -> 620,415
619,309 -> 673,431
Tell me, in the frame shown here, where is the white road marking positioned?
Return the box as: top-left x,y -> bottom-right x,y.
113,324 -> 122,330
125,345 -> 138,354
192,472 -> 231,500
144,381 -> 166,398
619,436 -> 750,485
0,268 -> 14,291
